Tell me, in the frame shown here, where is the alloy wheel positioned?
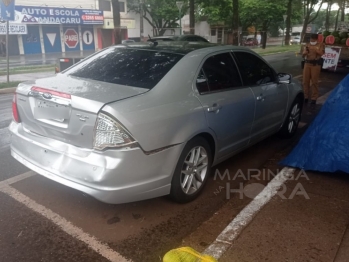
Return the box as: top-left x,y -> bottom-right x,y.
180,146 -> 208,195
288,103 -> 301,134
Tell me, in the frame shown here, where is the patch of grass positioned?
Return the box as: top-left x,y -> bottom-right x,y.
0,81 -> 22,89
0,64 -> 55,71
0,66 -> 55,76
254,45 -> 301,55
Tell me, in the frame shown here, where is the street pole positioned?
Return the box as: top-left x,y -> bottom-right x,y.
6,20 -> 9,83
176,1 -> 183,36
180,9 -> 182,35
139,0 -> 144,41
282,15 -> 287,47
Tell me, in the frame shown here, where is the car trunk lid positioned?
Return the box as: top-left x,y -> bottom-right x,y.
15,74 -> 148,149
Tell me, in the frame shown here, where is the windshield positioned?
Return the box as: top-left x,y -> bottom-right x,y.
65,47 -> 183,89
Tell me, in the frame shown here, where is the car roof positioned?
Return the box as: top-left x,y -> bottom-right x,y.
149,35 -> 206,39
117,41 -> 256,56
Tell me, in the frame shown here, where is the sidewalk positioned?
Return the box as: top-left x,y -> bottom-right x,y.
219,170 -> 349,262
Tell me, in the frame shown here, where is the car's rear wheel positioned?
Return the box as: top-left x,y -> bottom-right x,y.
279,97 -> 302,138
170,137 -> 212,203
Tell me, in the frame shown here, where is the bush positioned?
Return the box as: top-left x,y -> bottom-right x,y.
335,37 -> 341,44
341,38 -> 347,44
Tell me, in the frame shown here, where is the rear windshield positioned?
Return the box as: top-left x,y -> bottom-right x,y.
65,47 -> 183,89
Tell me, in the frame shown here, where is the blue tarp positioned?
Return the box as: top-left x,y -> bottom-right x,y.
280,74 -> 349,173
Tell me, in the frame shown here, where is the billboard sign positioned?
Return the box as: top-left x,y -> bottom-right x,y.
0,0 -> 15,21
322,47 -> 341,71
0,23 -> 27,34
14,6 -> 104,25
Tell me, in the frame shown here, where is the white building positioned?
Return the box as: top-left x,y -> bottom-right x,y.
8,0 -> 154,55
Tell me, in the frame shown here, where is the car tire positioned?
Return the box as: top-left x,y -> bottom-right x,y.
170,137 -> 212,203
278,97 -> 302,138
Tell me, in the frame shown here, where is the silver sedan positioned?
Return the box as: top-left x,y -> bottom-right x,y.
9,42 -> 303,204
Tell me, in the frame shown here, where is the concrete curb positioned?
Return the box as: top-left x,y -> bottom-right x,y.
0,87 -> 16,94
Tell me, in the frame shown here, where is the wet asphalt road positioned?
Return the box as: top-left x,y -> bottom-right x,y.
0,52 -> 346,262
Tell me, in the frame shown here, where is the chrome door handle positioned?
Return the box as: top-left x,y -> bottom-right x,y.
207,104 -> 222,113
256,94 -> 265,101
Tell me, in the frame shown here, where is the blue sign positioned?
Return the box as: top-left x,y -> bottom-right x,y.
15,6 -> 104,25
42,26 -> 62,53
82,27 -> 95,50
1,0 -> 15,21
23,26 -> 41,54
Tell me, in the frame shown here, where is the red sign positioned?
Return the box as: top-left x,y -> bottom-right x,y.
325,35 -> 335,45
81,15 -> 103,21
64,29 -> 79,49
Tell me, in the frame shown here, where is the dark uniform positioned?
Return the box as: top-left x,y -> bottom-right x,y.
302,34 -> 325,104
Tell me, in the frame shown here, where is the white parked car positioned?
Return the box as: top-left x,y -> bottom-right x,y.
290,36 -> 301,45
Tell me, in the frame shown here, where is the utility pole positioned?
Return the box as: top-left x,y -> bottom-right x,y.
140,0 -> 144,41
6,20 -> 9,83
282,15 -> 287,46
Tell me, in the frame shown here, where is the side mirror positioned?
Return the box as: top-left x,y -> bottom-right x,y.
278,73 -> 292,84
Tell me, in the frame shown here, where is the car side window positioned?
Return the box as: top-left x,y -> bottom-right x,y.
196,53 -> 242,93
196,69 -> 210,93
233,52 -> 276,86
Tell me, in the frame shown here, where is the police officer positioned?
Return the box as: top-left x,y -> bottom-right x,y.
302,33 -> 325,104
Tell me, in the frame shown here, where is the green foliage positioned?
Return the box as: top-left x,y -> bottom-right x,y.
196,0 -> 232,25
335,36 -> 340,44
127,0 -> 189,36
239,0 -> 289,31
312,10 -> 337,30
341,38 -> 346,44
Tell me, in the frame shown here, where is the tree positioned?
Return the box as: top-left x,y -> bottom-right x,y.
339,0 -> 346,21
285,0 -> 293,45
325,0 -> 334,30
189,0 -> 195,34
232,0 -> 239,45
312,9 -> 337,30
301,0 -> 324,42
240,0 -> 288,34
196,0 -> 232,26
111,0 -> 122,44
128,0 -> 189,36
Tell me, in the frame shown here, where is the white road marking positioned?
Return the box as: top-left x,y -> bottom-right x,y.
203,167 -> 295,260
0,171 -> 36,188
293,74 -> 302,79
0,184 -> 130,262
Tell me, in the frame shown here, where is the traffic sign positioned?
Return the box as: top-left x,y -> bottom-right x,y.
46,33 -> 57,46
64,28 -> 79,49
82,30 -> 93,45
306,26 -> 312,33
1,0 -> 15,21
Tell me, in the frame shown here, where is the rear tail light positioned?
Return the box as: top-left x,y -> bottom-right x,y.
12,94 -> 21,123
93,113 -> 138,150
31,86 -> 71,99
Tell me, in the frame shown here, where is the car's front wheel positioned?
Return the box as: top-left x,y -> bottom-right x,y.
170,137 -> 212,203
278,97 -> 302,138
